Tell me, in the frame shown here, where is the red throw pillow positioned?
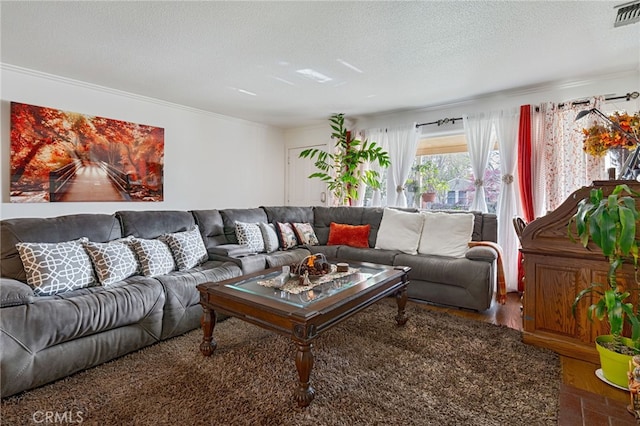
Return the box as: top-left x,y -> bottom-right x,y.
327,223 -> 371,248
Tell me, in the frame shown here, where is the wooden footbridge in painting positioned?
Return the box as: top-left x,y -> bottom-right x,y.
50,160 -> 133,202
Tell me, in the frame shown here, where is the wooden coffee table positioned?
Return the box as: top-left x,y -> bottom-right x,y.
196,260 -> 410,407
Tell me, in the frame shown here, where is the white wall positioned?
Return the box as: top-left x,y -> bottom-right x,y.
283,70 -> 639,144
0,65 -> 286,219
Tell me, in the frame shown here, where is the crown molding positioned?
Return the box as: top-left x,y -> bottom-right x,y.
358,68 -> 639,121
0,63 -> 276,130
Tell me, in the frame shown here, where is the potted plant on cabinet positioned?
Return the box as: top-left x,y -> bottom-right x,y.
299,113 -> 390,206
570,183 -> 640,387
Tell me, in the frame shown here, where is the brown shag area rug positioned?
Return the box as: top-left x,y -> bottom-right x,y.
2,300 -> 559,425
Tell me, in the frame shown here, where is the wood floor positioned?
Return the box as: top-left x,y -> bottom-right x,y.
409,292 -> 637,425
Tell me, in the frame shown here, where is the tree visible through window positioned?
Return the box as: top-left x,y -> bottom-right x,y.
406,137 -> 500,213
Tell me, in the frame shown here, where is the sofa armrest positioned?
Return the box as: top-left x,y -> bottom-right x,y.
465,245 -> 498,262
0,277 -> 35,308
208,244 -> 254,257
208,250 -> 266,275
468,241 -> 506,305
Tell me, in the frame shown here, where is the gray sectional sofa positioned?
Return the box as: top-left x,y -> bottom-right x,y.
1,206 -> 498,398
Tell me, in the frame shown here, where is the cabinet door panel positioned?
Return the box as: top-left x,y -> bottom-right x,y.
535,264 -> 587,341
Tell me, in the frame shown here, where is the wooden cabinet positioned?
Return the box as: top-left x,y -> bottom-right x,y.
521,181 -> 640,364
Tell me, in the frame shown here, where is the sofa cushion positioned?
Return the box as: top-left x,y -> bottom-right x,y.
220,208 -> 269,244
265,248 -> 311,268
275,222 -> 298,250
131,238 -> 176,277
0,275 -> 165,353
1,213 -> 121,283
83,239 -> 139,286
16,238 -> 97,296
419,212 -> 474,258
191,209 -> 228,248
117,210 -> 195,239
292,222 -> 319,246
153,260 -> 242,339
307,245 -> 340,259
394,253 -> 492,290
261,206 -> 314,225
337,246 -> 399,265
327,223 -> 370,248
160,226 -> 208,270
375,208 -> 424,255
234,221 -> 265,253
259,223 -> 279,253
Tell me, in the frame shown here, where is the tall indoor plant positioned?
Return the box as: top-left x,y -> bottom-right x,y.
570,184 -> 640,386
299,113 -> 390,206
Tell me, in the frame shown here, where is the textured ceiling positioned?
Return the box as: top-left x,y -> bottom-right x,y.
1,1 -> 639,128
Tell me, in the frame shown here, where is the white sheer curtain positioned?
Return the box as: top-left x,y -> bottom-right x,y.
464,114 -> 493,212
494,109 -> 520,292
543,98 -> 606,211
385,124 -> 419,207
364,128 -> 388,207
531,104 -> 549,218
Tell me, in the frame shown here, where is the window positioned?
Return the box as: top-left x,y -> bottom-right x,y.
407,133 -> 500,213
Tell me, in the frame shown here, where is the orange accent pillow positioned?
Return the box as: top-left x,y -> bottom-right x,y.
327,223 -> 371,248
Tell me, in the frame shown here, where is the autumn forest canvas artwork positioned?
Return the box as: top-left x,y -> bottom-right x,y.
10,102 -> 164,202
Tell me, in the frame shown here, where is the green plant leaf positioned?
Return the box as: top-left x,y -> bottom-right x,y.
297,113 -> 391,205
619,204 -> 636,255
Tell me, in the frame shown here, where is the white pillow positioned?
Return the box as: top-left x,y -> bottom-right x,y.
374,208 -> 424,255
418,212 -> 475,258
258,222 -> 279,253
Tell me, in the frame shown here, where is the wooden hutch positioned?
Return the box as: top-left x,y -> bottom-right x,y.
521,180 -> 640,364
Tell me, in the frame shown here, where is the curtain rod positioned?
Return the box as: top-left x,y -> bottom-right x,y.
557,91 -> 639,109
415,117 -> 463,129
417,91 -> 639,124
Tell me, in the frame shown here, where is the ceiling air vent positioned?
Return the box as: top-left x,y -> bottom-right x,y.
614,1 -> 640,27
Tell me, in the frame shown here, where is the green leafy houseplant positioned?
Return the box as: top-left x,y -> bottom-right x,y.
414,162 -> 448,194
570,184 -> 640,354
299,113 -> 390,206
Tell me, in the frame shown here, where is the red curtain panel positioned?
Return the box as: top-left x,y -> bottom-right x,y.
517,105 -> 533,292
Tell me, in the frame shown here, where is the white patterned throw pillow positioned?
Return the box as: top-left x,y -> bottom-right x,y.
16,238 -> 97,296
235,221 -> 265,253
83,240 -> 139,286
130,238 -> 176,277
292,222 -> 319,246
160,226 -> 208,271
275,222 -> 299,250
259,222 -> 279,253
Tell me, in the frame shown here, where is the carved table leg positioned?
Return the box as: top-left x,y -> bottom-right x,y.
200,306 -> 217,356
395,286 -> 408,326
294,342 -> 315,407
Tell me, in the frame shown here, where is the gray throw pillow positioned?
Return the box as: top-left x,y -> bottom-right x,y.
15,238 -> 97,296
131,238 -> 176,277
259,222 -> 279,253
235,221 -> 265,253
159,226 -> 208,271
83,240 -> 139,286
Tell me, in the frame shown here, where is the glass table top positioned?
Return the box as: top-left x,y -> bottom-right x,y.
225,264 -> 388,308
